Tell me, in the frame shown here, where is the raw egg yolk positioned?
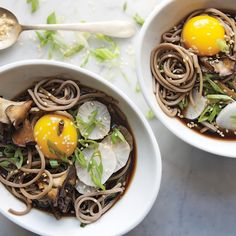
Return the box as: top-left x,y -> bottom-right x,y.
34,114 -> 77,159
182,15 -> 225,56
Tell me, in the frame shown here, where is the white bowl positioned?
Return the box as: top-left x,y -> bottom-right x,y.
137,0 -> 236,158
0,60 -> 162,236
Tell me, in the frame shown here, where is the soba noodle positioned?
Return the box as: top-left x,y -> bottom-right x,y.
0,78 -> 135,225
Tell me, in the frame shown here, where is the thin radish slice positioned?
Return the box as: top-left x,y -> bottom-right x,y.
183,89 -> 207,120
77,101 -> 111,140
102,133 -> 131,172
76,180 -> 97,194
216,102 -> 236,130
75,143 -> 117,187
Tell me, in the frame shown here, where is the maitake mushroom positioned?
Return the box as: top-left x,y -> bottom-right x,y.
0,98 -> 33,128
12,119 -> 35,147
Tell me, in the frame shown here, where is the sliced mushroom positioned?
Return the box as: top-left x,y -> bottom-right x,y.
212,58 -> 235,76
6,100 -> 33,128
53,171 -> 68,188
0,98 -> 24,124
12,119 -> 35,147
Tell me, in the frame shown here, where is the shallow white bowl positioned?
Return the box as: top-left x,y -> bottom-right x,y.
0,60 -> 162,236
137,0 -> 236,158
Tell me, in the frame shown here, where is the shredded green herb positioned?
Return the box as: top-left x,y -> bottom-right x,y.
49,160 -> 59,169
216,39 -> 230,53
135,83 -> 141,93
0,145 -> 24,170
74,148 -> 87,168
47,139 -> 67,161
87,150 -> 105,190
178,98 -> 189,110
146,109 -> 155,120
204,74 -> 224,94
207,94 -> 234,102
78,139 -> 99,150
198,104 -> 223,123
111,128 -> 126,144
26,0 -> 39,13
64,44 -> 84,57
77,110 -> 105,138
133,13 -> 145,26
123,2 -> 128,12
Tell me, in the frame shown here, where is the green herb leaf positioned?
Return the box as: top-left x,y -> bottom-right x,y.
1,145 -> 24,170
135,83 -> 141,93
26,0 -> 39,13
77,109 -> 105,138
80,223 -> 87,228
204,75 -> 224,94
133,13 -> 145,26
74,148 -> 87,168
207,94 -> 234,102
80,53 -> 90,67
146,109 -> 155,120
87,150 -> 105,190
198,104 -> 223,123
47,12 -> 57,24
178,97 -> 189,110
49,160 -> 59,169
47,139 -> 67,161
216,39 -> 230,53
78,139 -> 99,149
91,47 -> 119,62
63,44 -> 84,57
123,2 -> 127,12
111,128 -> 126,144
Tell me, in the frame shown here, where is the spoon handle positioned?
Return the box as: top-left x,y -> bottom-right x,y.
21,21 -> 136,38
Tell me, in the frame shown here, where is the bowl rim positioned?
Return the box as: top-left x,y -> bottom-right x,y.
0,59 -> 162,236
136,0 -> 236,158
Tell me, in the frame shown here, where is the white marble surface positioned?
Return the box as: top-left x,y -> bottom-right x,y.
1,1 -> 236,236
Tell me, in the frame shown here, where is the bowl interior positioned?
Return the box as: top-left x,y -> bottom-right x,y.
137,0 -> 236,157
0,61 -> 161,236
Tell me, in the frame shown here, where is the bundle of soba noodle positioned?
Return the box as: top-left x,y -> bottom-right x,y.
0,78 -> 135,226
151,8 -> 236,137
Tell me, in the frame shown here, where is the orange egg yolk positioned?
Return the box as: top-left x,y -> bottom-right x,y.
34,114 -> 77,159
182,15 -> 225,56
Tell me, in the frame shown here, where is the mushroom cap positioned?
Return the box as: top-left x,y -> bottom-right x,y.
12,119 -> 35,147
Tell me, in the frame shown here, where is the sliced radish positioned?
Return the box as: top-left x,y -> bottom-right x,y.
76,180 -> 97,194
102,134 -> 131,172
183,89 -> 207,120
75,143 -> 117,187
77,101 -> 111,140
216,102 -> 236,130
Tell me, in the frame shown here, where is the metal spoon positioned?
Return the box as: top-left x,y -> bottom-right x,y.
0,7 -> 136,50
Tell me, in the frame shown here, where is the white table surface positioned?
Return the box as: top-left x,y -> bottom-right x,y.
1,1 -> 236,236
